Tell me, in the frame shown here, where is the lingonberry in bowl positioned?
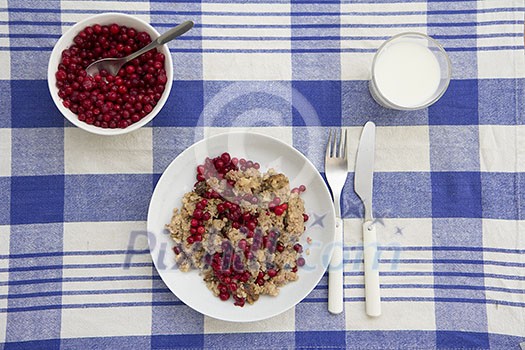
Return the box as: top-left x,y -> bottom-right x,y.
47,13 -> 173,135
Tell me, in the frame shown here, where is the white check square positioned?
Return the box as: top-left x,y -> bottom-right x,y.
204,127 -> 293,146
0,226 -> 8,269
478,50 -> 525,79
64,128 -> 153,174
61,306 -> 152,338
0,51 -> 9,80
479,125 -> 517,172
346,300 -> 435,331
63,221 -> 148,252
376,126 -> 430,172
60,2 -> 150,31
517,126 -> 525,172
204,53 -> 292,81
0,129 -> 10,176
204,307 -> 295,333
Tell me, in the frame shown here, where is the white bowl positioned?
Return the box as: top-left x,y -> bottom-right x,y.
48,13 -> 173,136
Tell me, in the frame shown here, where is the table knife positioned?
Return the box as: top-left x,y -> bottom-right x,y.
354,121 -> 381,317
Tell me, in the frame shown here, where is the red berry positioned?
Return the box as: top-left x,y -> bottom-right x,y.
246,221 -> 257,231
221,152 -> 231,163
109,23 -> 120,35
238,239 -> 247,250
193,209 -> 203,219
274,206 -> 284,216
55,70 -> 67,81
234,297 -> 245,307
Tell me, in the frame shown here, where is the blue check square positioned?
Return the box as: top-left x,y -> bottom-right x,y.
429,80 -> 478,125
203,81 -> 292,127
152,335 -> 204,349
436,331 -> 489,350
374,172 -> 432,218
0,80 -> 11,128
11,80 -> 64,128
64,174 -> 152,222
153,81 -> 204,127
0,177 -> 10,224
518,173 -> 525,217
481,172 -> 519,220
478,79 -> 522,125
153,127 -> 203,173
341,81 -> 428,126
293,81 -> 341,126
10,175 -> 64,225
431,172 -> 482,218
11,128 -> 64,176
429,125 -> 479,171
343,172 -> 432,219
292,54 -> 341,80
11,52 -> 57,80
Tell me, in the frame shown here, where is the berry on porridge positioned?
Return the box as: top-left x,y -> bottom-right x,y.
166,153 -> 309,307
55,23 -> 167,129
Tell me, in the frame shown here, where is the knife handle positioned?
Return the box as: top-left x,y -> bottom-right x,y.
328,217 -> 344,314
363,220 -> 381,317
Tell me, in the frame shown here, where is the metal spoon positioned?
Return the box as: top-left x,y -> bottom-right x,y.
86,20 -> 194,77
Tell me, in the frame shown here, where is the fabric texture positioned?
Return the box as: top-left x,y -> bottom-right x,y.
0,0 -> 524,349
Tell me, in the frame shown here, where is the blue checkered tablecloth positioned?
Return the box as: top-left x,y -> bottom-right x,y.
0,0 -> 524,349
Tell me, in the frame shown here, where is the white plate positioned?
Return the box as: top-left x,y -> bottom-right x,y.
147,132 -> 336,322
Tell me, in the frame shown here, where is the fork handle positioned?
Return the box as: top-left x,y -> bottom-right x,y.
363,220 -> 381,317
328,217 -> 344,314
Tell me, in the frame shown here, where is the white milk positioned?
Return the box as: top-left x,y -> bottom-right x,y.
373,41 -> 441,108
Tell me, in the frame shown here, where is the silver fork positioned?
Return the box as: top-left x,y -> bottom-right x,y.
325,129 -> 348,314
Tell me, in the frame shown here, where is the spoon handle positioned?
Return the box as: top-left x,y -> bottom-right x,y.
157,20 -> 194,45
124,20 -> 194,63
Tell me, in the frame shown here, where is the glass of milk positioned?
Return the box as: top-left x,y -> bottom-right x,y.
369,32 -> 452,110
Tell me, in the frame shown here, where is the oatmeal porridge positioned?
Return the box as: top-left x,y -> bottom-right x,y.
166,152 -> 309,307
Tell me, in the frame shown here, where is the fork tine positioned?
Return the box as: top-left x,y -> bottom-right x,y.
338,129 -> 344,158
333,129 -> 337,157
342,129 -> 347,159
330,130 -> 335,157
330,129 -> 336,158
326,129 -> 332,158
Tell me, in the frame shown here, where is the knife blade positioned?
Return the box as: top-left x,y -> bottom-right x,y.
354,121 -> 381,317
